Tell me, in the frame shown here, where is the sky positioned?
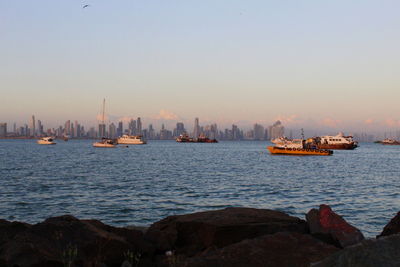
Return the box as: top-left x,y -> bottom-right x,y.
1,0 -> 400,132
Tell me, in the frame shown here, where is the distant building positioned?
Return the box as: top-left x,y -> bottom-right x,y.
129,119 -> 136,135
0,123 -> 7,137
98,123 -> 106,138
193,118 -> 200,138
117,121 -> 123,137
109,123 -> 116,138
30,115 -> 36,137
268,121 -> 285,140
174,122 -> 185,137
137,117 -> 142,135
253,123 -> 265,140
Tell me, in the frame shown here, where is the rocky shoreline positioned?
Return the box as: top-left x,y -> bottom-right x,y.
1,205 -> 399,267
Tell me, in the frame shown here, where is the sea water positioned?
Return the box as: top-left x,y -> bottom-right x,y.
0,139 -> 399,237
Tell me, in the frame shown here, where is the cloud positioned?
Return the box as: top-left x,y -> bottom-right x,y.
154,110 -> 179,120
364,119 -> 374,125
319,118 -> 342,128
274,114 -> 302,125
384,118 -> 400,127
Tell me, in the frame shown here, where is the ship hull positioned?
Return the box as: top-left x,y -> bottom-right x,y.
267,146 -> 333,156
317,143 -> 357,150
117,140 -> 146,145
93,143 -> 116,148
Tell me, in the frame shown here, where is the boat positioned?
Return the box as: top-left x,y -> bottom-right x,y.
117,135 -> 147,145
380,138 -> 400,145
37,137 -> 56,145
196,134 -> 218,143
268,146 -> 333,156
268,137 -> 333,156
93,138 -> 116,148
312,133 -> 358,150
93,99 -> 116,148
176,133 -> 194,142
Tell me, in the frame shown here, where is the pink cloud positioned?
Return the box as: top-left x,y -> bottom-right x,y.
274,114 -> 302,125
364,119 -> 374,125
384,118 -> 400,127
320,118 -> 342,128
154,110 -> 180,120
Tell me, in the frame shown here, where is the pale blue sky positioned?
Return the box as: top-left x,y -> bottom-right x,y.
1,0 -> 399,131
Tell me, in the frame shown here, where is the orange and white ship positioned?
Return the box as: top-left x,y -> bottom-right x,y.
268,137 -> 333,156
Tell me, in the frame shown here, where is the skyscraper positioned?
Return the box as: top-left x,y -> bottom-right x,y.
137,117 -> 142,135
129,119 -> 136,135
37,120 -> 43,136
30,115 -> 36,137
0,123 -> 7,137
193,117 -> 200,138
64,120 -> 71,136
117,121 -> 123,137
253,123 -> 265,140
268,121 -> 285,140
109,123 -> 116,138
174,122 -> 185,137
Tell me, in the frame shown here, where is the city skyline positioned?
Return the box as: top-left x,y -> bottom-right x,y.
1,1 -> 400,132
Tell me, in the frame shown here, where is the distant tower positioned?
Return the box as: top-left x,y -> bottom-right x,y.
64,120 -> 71,136
0,123 -> 7,137
193,117 -> 200,138
137,117 -> 142,135
268,121 -> 285,140
30,115 -> 36,137
117,121 -> 123,137
98,98 -> 107,137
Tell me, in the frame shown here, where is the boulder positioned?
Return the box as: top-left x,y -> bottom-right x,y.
182,232 -> 339,267
378,211 -> 400,238
312,234 -> 400,267
145,207 -> 308,256
0,215 -> 155,267
306,205 -> 364,248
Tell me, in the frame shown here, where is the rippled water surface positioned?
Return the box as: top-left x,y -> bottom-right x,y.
0,139 -> 399,237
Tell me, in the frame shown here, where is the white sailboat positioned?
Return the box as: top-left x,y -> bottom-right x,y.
93,99 -> 116,148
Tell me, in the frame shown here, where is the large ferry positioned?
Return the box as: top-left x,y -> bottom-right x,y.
176,133 -> 193,143
268,137 -> 333,156
117,135 -> 147,145
314,133 -> 358,150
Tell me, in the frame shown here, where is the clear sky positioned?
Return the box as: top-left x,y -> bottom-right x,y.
1,0 -> 399,132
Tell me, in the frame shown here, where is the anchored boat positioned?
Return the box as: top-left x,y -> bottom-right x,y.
268,137 -> 333,156
312,133 -> 358,150
37,137 -> 56,145
117,135 -> 146,145
93,138 -> 116,148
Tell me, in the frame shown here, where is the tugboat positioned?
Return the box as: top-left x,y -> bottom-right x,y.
37,137 -> 56,145
117,135 -> 146,145
268,137 -> 333,156
313,133 -> 358,150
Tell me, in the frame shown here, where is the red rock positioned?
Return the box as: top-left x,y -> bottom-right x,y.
145,207 -> 308,257
306,204 -> 364,248
181,232 -> 339,267
378,211 -> 400,238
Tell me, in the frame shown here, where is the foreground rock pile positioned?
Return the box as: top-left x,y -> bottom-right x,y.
0,206 -> 399,267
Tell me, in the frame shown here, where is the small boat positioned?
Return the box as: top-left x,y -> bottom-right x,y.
93,138 -> 116,148
176,133 -> 194,143
117,135 -> 146,145
37,137 -> 56,145
196,134 -> 218,143
268,137 -> 333,156
380,138 -> 400,145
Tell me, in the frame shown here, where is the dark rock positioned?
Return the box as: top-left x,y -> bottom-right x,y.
378,211 -> 400,238
145,207 -> 308,256
182,232 -> 339,267
0,215 -> 155,267
312,234 -> 400,267
306,204 -> 364,248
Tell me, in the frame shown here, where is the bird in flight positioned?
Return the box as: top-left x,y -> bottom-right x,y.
83,4 -> 90,8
